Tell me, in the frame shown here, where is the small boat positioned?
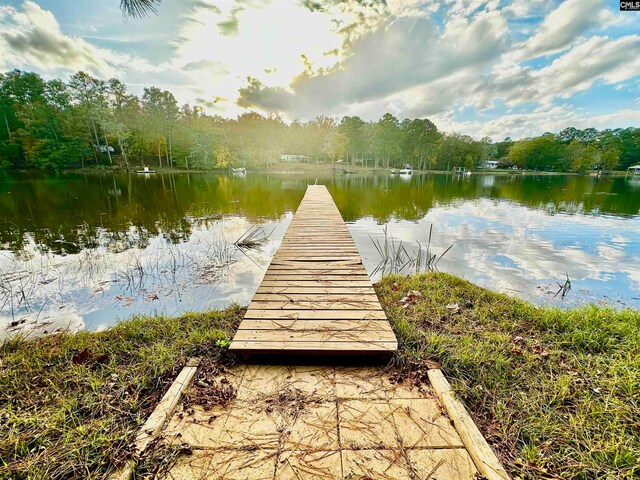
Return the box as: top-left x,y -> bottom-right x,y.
232,167 -> 247,174
390,168 -> 398,174
399,164 -> 413,175
136,166 -> 156,174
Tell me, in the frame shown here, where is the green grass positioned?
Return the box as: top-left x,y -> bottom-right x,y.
2,274 -> 638,479
376,273 -> 640,480
0,307 -> 243,480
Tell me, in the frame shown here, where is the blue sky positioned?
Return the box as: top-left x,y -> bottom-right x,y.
0,0 -> 638,139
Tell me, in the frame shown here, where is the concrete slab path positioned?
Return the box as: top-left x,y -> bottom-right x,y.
159,365 -> 484,480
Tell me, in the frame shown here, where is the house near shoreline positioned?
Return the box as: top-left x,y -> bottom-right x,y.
280,154 -> 311,163
484,160 -> 500,169
94,144 -> 115,154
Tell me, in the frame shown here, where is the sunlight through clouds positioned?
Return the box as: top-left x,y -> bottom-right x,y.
173,0 -> 345,114
0,0 -> 637,138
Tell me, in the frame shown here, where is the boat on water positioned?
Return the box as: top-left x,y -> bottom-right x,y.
399,164 -> 413,175
136,166 -> 156,174
335,166 -> 353,174
232,167 -> 247,174
390,168 -> 398,174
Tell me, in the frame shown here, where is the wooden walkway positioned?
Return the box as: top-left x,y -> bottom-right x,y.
229,185 -> 398,357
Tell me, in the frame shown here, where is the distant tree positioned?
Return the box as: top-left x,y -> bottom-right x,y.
465,154 -> 474,171
600,147 -> 620,173
558,127 -> 582,143
615,127 -> 640,169
141,86 -> 179,168
400,118 -> 440,170
568,140 -> 593,172
339,116 -> 366,165
492,136 -> 513,161
479,136 -> 492,164
2,68 -> 639,174
216,145 -> 233,168
436,133 -> 476,170
323,130 -> 347,163
508,136 -> 566,171
375,113 -> 402,168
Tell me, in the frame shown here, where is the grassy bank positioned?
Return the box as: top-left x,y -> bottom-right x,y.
376,273 -> 639,480
0,308 -> 243,479
2,274 -> 638,479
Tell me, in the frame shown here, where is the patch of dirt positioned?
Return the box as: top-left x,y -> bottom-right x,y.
259,386 -> 324,422
183,361 -> 236,410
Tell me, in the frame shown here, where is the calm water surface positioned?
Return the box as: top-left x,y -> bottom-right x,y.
1,171 -> 639,338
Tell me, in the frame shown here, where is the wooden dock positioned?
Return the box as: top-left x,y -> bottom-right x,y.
229,185 -> 398,357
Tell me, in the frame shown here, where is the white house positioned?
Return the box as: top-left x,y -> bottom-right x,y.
280,154 -> 309,163
485,160 -> 499,169
95,145 -> 115,154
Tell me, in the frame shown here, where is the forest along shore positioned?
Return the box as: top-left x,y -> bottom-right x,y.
1,273 -> 638,480
59,163 -> 636,176
1,70 -> 638,174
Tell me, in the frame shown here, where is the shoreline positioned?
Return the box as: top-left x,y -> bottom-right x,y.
1,272 -> 638,479
2,164 -> 635,177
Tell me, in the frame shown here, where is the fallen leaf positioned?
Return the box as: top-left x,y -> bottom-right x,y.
446,303 -> 460,313
532,345 -> 549,357
71,348 -> 91,365
93,353 -> 110,364
399,290 -> 423,307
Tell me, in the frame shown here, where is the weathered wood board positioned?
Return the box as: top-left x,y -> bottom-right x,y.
229,185 -> 398,357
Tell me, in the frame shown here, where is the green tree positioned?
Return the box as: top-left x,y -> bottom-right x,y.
339,116 -> 366,165
508,136 -> 567,171
436,133 -> 476,170
400,118 -> 441,170
216,145 -> 233,168
600,147 -> 620,173
141,87 -> 179,168
323,130 -> 347,163
568,140 -> 598,173
465,154 -> 474,171
375,113 -> 401,168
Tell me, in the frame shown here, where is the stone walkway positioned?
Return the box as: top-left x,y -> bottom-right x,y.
159,365 -> 482,480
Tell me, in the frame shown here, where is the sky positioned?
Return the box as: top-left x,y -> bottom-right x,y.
0,0 -> 638,139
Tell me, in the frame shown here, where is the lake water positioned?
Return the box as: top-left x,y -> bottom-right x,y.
1,171 -> 639,338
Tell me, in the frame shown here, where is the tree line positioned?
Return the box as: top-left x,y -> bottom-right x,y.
1,70 -> 638,172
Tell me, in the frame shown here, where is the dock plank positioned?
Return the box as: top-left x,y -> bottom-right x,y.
229,185 -> 397,358
237,319 -> 391,331
243,310 -> 387,320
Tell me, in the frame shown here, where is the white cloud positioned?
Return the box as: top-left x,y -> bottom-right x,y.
431,104 -> 640,140
0,0 -> 637,139
0,1 -> 176,80
238,10 -> 509,118
350,198 -> 640,305
0,1 -> 120,76
513,0 -> 605,60
533,35 -> 640,99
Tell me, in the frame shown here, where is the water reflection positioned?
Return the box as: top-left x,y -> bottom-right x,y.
1,171 -> 638,338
